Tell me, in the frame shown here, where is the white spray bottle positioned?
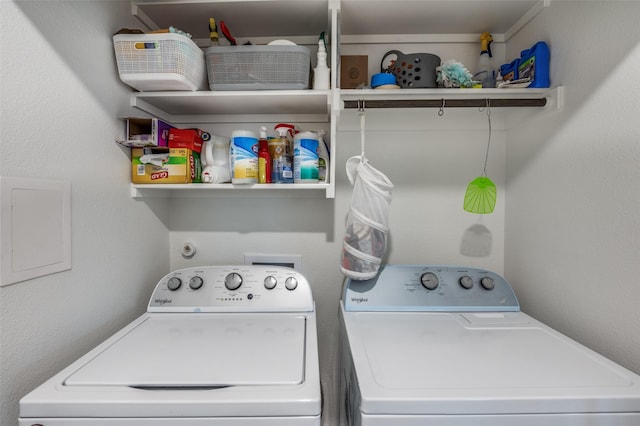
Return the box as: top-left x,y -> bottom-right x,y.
313,33 -> 330,90
473,32 -> 496,88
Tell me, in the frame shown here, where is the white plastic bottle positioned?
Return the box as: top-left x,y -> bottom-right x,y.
473,32 -> 496,88
313,39 -> 330,90
316,130 -> 330,183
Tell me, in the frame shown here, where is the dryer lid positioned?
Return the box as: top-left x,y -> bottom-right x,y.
343,310 -> 640,415
65,314 -> 307,388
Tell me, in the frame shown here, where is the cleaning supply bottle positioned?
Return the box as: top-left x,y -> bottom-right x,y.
316,130 -> 330,183
313,33 -> 330,90
294,132 -> 319,183
474,32 -> 496,88
258,126 -> 272,183
271,124 -> 295,183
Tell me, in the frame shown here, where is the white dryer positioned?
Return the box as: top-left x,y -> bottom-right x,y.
339,264 -> 640,426
20,265 -> 321,426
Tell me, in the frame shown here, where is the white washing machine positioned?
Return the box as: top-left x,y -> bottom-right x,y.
339,264 -> 640,426
20,265 -> 321,426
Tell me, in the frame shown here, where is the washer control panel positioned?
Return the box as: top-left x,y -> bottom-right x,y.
148,266 -> 313,312
343,265 -> 519,312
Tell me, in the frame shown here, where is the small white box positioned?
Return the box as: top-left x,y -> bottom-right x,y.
113,33 -> 207,91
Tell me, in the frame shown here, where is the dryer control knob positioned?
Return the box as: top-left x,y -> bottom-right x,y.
285,277 -> 298,291
189,276 -> 204,290
264,276 -> 277,290
420,272 -> 439,290
225,273 -> 243,291
459,276 -> 474,289
167,277 -> 182,291
480,276 -> 495,290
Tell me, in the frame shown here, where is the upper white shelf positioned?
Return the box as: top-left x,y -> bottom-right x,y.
131,90 -> 332,124
131,87 -> 561,126
339,87 -> 562,110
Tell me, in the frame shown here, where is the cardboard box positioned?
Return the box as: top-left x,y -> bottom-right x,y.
131,147 -> 201,184
168,128 -> 207,153
116,117 -> 174,148
340,55 -> 368,88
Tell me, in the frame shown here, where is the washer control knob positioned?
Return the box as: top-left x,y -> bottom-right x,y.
189,276 -> 204,290
459,276 -> 474,290
420,272 -> 439,290
480,276 -> 495,290
264,276 -> 277,290
225,273 -> 243,291
167,277 -> 182,291
285,277 -> 298,291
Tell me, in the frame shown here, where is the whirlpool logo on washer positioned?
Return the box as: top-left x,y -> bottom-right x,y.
351,297 -> 368,304
154,298 -> 172,305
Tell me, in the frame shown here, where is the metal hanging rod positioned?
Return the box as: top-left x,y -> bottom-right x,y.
343,98 -> 547,109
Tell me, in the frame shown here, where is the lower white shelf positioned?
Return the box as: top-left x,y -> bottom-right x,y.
130,183 -> 335,199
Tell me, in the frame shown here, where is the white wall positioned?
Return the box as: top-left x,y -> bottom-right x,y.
2,2 -> 639,426
0,2 -> 171,426
505,1 -> 640,374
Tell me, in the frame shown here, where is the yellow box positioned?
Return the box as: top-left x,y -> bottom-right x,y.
131,147 -> 201,184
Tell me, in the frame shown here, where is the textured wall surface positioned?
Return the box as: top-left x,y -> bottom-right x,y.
505,1 -> 640,375
0,2 -> 171,426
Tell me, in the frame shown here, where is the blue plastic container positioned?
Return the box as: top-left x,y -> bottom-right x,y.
518,41 -> 550,88
499,58 -> 519,82
371,73 -> 396,88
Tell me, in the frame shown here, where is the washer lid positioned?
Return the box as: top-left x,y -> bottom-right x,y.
65,314 -> 306,388
343,310 -> 640,415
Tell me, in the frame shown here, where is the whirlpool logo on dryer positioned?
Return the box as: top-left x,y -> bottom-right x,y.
351,297 -> 368,304
154,298 -> 172,305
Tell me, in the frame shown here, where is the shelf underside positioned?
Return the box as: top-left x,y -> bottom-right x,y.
131,183 -> 333,198
133,0 -> 542,43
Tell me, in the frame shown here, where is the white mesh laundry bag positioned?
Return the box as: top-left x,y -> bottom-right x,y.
340,108 -> 393,280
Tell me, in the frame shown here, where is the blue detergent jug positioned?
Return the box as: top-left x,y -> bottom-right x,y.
518,41 -> 550,88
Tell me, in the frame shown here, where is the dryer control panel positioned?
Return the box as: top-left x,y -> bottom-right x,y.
148,266 -> 314,312
343,265 -> 519,312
